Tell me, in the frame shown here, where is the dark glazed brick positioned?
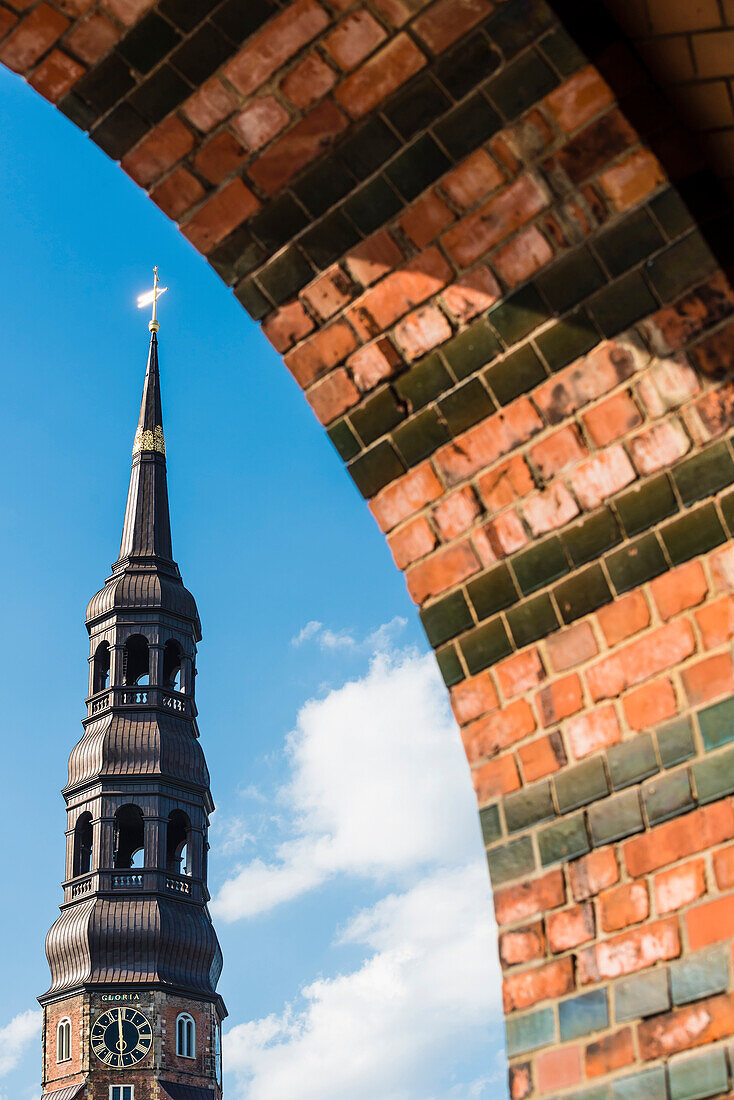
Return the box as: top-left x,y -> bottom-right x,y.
593,209 -> 665,278
250,195 -> 310,252
421,591 -> 474,647
350,388 -> 404,446
467,564 -> 519,620
616,474 -> 677,537
646,231 -> 716,302
444,320 -> 502,379
90,103 -> 148,160
434,33 -> 501,100
117,13 -> 180,74
209,226 -> 264,285
344,177 -> 402,235
487,835 -> 536,884
588,272 -> 658,337
643,770 -> 694,826
159,0 -> 222,32
300,211 -> 360,271
535,309 -> 598,371
489,284 -> 548,346
505,782 -> 555,832
667,1046 -> 727,1100
395,355 -> 452,410
433,93 -> 502,160
673,441 -> 734,506
461,617 -> 513,674
479,802 -> 502,845
559,990 -> 608,1042
385,134 -> 451,201
393,408 -> 450,466
384,74 -> 451,140
541,26 -> 587,76
608,735 -> 658,791
649,188 -> 695,239
507,593 -> 559,647
555,757 -> 609,813
506,1007 -> 555,1057
563,509 -> 621,567
536,249 -> 606,314
58,92 -> 98,131
75,53 -> 135,115
439,379 -> 494,434
348,442 -> 405,499
129,65 -> 191,125
615,970 -> 670,1023
555,565 -> 611,623
258,248 -> 314,303
487,49 -> 559,120
292,159 -> 355,219
606,533 -> 667,593
693,746 -> 734,803
327,419 -> 360,462
539,813 -> 590,866
671,948 -> 729,1004
338,118 -> 401,182
234,278 -> 270,320
172,23 -> 237,84
657,718 -> 695,769
661,504 -> 726,565
436,643 -> 464,688
489,0 -> 555,60
512,537 -> 569,596
588,789 -> 644,846
698,696 -> 734,753
485,344 -> 547,405
212,0 -> 275,42
720,488 -> 734,535
612,1067 -> 666,1100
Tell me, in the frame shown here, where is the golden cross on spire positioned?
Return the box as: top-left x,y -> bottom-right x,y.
136,266 -> 168,333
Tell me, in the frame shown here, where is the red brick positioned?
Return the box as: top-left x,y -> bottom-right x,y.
406,539 -> 479,602
441,149 -> 505,210
101,0 -> 153,24
443,175 -> 548,268
0,8 -> 17,39
324,9 -> 386,69
262,301 -> 315,353
687,376 -> 734,441
441,266 -> 501,321
370,461 -> 443,532
503,956 -> 574,1013
433,486 -> 482,541
546,622 -> 598,673
551,108 -> 636,184
348,339 -> 402,392
306,368 -> 360,425
182,179 -> 259,253
474,511 -> 528,561
628,419 -> 691,475
301,266 -> 354,322
497,648 -> 545,700
643,273 -> 734,357
413,0 -> 493,51
684,652 -> 734,705
225,0 -> 329,95
696,595 -> 734,649
249,100 -> 348,194
597,591 -> 650,647
387,516 -> 437,569
636,357 -> 700,416
522,482 -> 579,536
508,108 -> 556,162
182,78 -> 237,133
623,677 -> 677,729
499,921 -> 546,967
193,132 -> 246,186
348,247 -> 451,338
571,445 -> 637,510
493,225 -> 553,288
690,321 -> 734,379
29,47 -> 83,101
0,3 -> 69,71
638,993 -> 734,1060
566,705 -> 621,759
285,320 -> 358,388
536,1046 -> 582,1094
394,305 -> 452,360
280,50 -> 336,109
712,543 -> 734,592
473,753 -> 521,801
529,425 -> 587,481
232,96 -> 290,152
569,847 -> 619,901
585,1028 -> 634,1079
600,882 -> 649,932
477,455 -> 534,510
651,561 -> 708,621
545,66 -> 615,132
624,802 -> 734,877
600,149 -> 666,211
345,230 -> 404,288
578,917 -> 680,983
494,868 -> 565,926
582,391 -> 642,447
335,33 -> 426,118
714,845 -> 734,890
655,858 -> 707,914
63,11 -> 119,63
435,399 -> 543,486
546,902 -> 595,952
399,191 -> 455,249
537,673 -> 583,726
372,0 -> 432,25
122,117 -> 195,189
533,338 -> 645,424
150,167 -> 204,220
588,620 -> 696,701
462,699 -> 536,764
449,670 -> 499,724
518,730 -> 567,782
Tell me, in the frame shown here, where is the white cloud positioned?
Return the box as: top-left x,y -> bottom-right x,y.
211,647 -> 480,921
224,864 -> 501,1100
0,1010 -> 41,1078
289,616 -> 407,654
291,621 -> 323,647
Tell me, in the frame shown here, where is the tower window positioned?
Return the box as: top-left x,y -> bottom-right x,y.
166,810 -> 191,876
73,812 -> 93,877
123,634 -> 149,686
56,1017 -> 71,1063
113,804 -> 145,869
163,639 -> 182,690
110,1088 -> 133,1100
176,1013 -> 195,1059
93,641 -> 110,693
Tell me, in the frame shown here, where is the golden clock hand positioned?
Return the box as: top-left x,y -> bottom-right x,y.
117,1009 -> 125,1053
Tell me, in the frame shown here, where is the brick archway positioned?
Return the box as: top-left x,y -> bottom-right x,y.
5,1 -> 734,1097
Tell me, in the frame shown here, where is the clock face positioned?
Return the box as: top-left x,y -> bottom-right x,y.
91,1007 -> 153,1068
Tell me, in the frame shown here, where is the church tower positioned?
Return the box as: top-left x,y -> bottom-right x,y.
39,284 -> 225,1100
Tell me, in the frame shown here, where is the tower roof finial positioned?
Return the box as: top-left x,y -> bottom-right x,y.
136,265 -> 168,334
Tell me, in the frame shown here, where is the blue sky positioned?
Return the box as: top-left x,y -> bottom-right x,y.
0,65 -> 506,1099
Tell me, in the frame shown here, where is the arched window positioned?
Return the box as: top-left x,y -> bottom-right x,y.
214,1023 -> 222,1085
113,804 -> 145,869
93,641 -> 110,693
163,639 -> 182,690
166,810 -> 191,876
176,1013 -> 195,1059
56,1017 -> 71,1063
73,812 -> 93,877
123,634 -> 149,686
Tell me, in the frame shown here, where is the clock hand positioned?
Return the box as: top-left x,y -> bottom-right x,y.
117,1008 -> 125,1053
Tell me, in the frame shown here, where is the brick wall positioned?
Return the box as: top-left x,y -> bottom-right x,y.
6,1 -> 734,1098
